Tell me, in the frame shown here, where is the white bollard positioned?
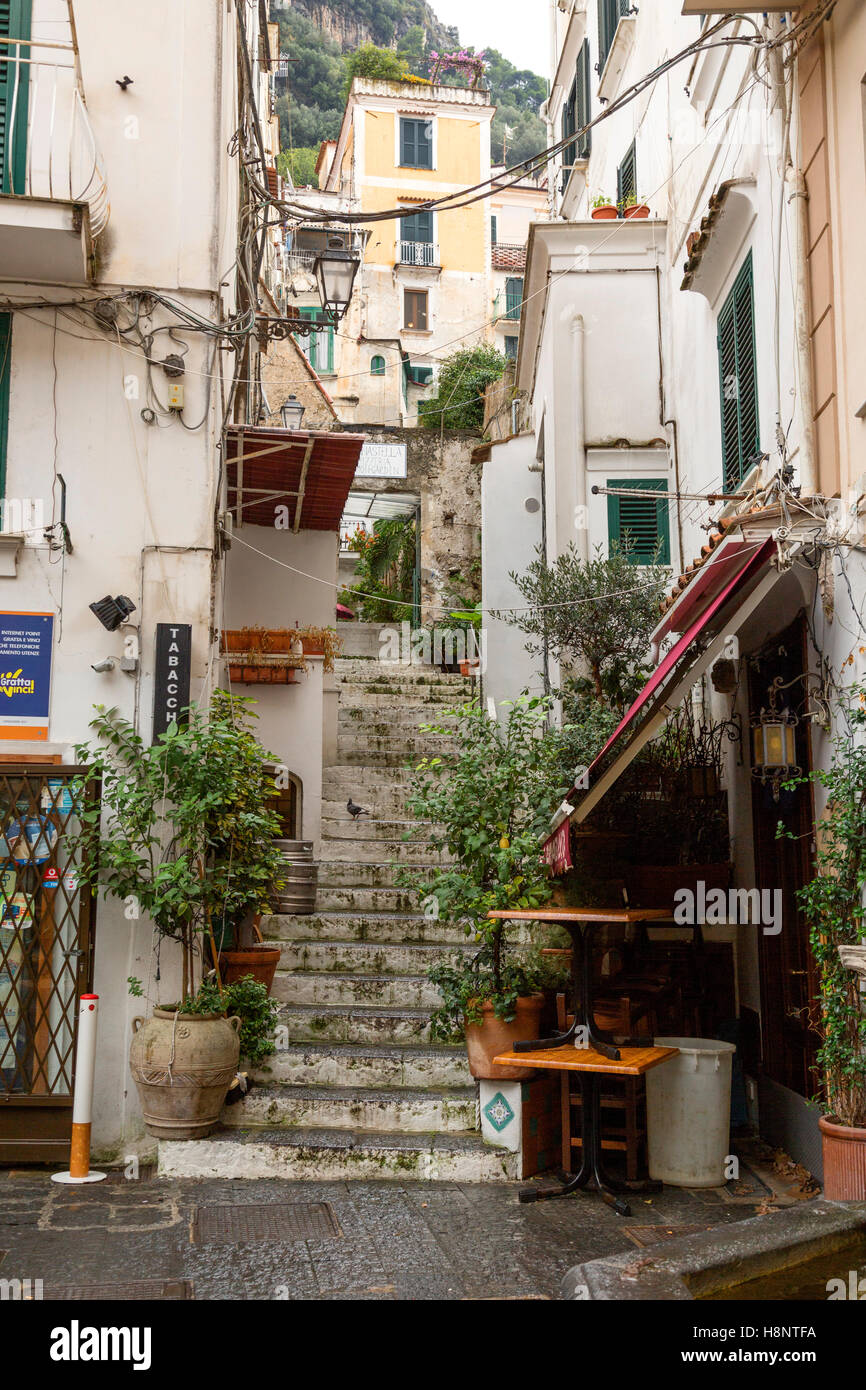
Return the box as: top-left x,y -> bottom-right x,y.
51,992 -> 106,1185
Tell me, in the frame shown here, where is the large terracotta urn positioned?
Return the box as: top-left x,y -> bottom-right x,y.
129,1007 -> 241,1140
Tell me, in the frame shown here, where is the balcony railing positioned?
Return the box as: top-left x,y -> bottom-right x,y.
397,240 -> 439,267
491,242 -> 526,271
0,36 -> 110,237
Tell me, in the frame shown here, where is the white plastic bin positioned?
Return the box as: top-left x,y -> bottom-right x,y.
646,1037 -> 736,1187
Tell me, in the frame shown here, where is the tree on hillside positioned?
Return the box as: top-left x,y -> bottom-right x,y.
278,146 -> 320,188
341,43 -> 413,99
417,346 -> 506,432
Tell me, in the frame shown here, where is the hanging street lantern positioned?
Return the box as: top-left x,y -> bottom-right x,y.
751,704 -> 800,801
314,235 -> 361,323
279,394 -> 305,431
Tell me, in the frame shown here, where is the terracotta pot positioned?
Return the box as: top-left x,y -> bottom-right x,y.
129,1008 -> 241,1140
623,204 -> 650,219
219,943 -> 281,992
464,995 -> 545,1080
591,205 -> 618,220
819,1115 -> 866,1200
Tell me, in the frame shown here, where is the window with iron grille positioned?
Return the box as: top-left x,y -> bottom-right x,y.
598,0 -> 631,73
717,252 -> 759,490
298,307 -> 334,376
504,335 -> 518,360
404,289 -> 428,332
0,0 -> 31,194
607,479 -> 670,564
617,140 -> 637,208
505,277 -> 523,320
400,117 -> 433,169
0,313 -> 10,499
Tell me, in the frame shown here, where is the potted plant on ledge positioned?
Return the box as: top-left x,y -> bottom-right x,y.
73,690 -> 285,1140
786,686 -> 866,1199
591,192 -> 618,220
402,695 -> 567,1077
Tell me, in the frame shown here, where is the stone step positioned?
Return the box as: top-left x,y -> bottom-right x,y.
336,733 -> 459,757
158,1126 -> 519,1182
272,971 -> 440,1009
320,817 -> 438,842
254,1040 -> 471,1089
308,885 -> 427,913
323,800 -> 414,817
333,748 -> 440,769
263,909 -> 477,945
336,689 -> 466,711
335,659 -> 465,684
221,1082 -> 477,1134
316,859 -> 437,888
319,837 -> 452,863
280,1003 -> 433,1045
323,766 -> 415,795
338,706 -> 460,730
276,939 -> 472,976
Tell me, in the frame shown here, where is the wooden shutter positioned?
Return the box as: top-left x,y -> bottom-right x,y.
401,209 -> 432,243
400,118 -> 431,169
400,118 -> 416,167
0,0 -> 31,194
0,313 -> 10,499
299,308 -> 334,375
576,40 -> 592,160
617,141 -> 637,206
717,252 -> 759,490
599,0 -> 630,71
607,479 -> 670,564
505,276 -> 523,319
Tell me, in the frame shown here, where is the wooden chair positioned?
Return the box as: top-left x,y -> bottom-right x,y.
556,993 -> 650,1182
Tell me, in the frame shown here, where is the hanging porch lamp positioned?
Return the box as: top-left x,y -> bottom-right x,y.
314,235 -> 361,324
751,704 -> 800,802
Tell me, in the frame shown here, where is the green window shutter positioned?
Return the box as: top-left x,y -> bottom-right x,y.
561,83 -> 576,193
0,0 -> 32,194
505,276 -> 523,320
0,313 -> 11,499
400,118 -> 431,169
598,0 -> 630,72
504,335 -> 518,360
607,479 -> 670,565
401,209 -> 433,243
491,215 -> 497,245
575,40 -> 592,160
299,307 -> 334,375
717,252 -> 759,490
617,140 -> 636,207
370,354 -> 385,377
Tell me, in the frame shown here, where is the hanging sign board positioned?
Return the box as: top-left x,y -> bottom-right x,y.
354,442 -> 408,479
152,623 -> 192,743
0,612 -> 54,741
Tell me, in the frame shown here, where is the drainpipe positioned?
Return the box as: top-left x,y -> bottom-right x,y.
570,311 -> 588,561
787,159 -> 817,495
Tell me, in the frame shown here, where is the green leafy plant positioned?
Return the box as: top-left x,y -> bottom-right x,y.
340,513 -> 416,622
72,690 -> 285,1001
592,191 -> 615,208
417,345 -> 507,432
184,975 -> 280,1067
401,697 -> 570,1023
782,685 -> 866,1127
427,942 -> 544,1042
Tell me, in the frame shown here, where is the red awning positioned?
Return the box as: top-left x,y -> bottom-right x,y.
225,426 -> 366,530
544,536 -> 779,851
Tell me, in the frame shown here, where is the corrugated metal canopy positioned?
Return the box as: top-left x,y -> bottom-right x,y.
225,426 -> 366,530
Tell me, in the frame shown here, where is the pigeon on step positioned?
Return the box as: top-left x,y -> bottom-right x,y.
347,797 -> 370,820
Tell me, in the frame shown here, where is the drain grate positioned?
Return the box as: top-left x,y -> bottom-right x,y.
622,1224 -> 711,1248
191,1202 -> 341,1244
44,1280 -> 193,1300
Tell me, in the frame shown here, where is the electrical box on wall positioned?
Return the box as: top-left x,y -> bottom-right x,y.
168,383 -> 184,411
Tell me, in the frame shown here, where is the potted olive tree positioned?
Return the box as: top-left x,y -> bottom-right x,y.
402,696 -> 566,1078
787,688 -> 866,1198
74,690 -> 285,1139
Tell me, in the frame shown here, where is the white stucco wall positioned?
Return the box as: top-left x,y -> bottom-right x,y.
481,433 -> 544,708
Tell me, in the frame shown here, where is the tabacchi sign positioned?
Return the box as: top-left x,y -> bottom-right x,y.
0,611 -> 53,741
152,623 -> 192,743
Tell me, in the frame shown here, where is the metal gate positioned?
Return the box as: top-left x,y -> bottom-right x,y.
0,765 -> 99,1162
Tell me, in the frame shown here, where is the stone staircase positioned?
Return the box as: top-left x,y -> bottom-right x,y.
159,658 -> 519,1181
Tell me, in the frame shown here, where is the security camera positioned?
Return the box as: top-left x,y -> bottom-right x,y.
91,657 -> 116,673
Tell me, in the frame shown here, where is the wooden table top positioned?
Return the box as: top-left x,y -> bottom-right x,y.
491,1045 -> 679,1076
487,908 -> 674,924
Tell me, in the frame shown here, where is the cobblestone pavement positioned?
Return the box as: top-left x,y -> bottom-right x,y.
0,1162 -> 800,1300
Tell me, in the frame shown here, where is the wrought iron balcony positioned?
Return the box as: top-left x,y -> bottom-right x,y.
397,240 -> 439,268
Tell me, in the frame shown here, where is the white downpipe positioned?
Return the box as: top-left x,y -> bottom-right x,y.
571,311 -> 587,561
788,158 -> 817,495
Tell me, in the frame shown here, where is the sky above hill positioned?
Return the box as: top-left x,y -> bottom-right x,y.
431,0 -> 551,80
